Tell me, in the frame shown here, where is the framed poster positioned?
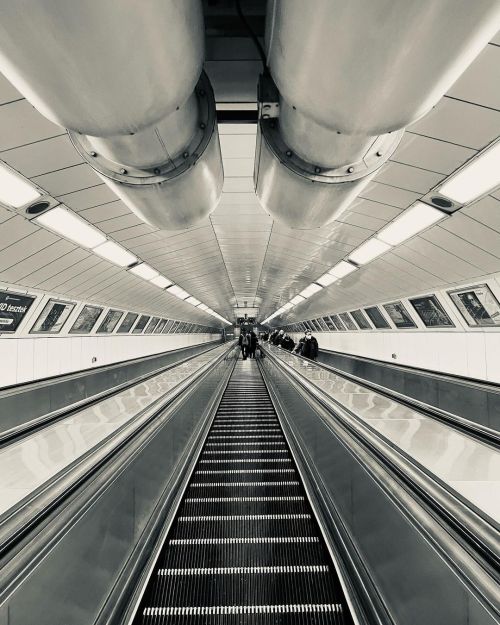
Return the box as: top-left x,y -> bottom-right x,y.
339,312 -> 357,331
30,299 -> 75,334
97,309 -> 123,333
322,316 -> 337,331
314,317 -> 329,331
448,284 -> 500,327
309,319 -> 323,332
350,309 -> 371,330
132,315 -> 150,334
144,317 -> 160,333
70,305 -> 103,334
0,290 -> 36,333
117,312 -> 138,333
162,319 -> 175,333
364,306 -> 390,329
154,319 -> 167,333
383,301 -> 416,329
409,295 -> 455,328
330,314 -> 346,331
302,320 -> 314,331
170,320 -> 181,333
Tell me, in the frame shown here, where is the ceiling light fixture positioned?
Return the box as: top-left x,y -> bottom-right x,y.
129,263 -> 159,281
282,302 -> 294,311
300,283 -> 323,299
0,163 -> 41,208
186,296 -> 201,306
348,238 -> 391,265
328,260 -> 358,279
150,275 -> 173,289
166,284 -> 190,300
377,202 -> 445,246
198,303 -> 209,311
93,240 -> 138,267
439,139 -> 500,204
290,294 -> 306,305
36,206 -> 106,249
316,272 -> 338,287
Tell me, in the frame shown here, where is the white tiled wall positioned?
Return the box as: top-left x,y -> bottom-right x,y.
291,330 -> 500,383
0,333 -> 219,388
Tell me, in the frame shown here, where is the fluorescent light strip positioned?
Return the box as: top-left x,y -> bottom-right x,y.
290,295 -> 305,305
130,263 -> 159,281
36,206 -> 106,249
282,302 -> 294,311
316,272 -> 338,287
0,162 -> 41,208
300,283 -> 323,299
93,240 -> 137,267
439,140 -> 500,204
150,275 -> 173,289
348,238 -> 391,265
377,202 -> 445,246
328,260 -> 357,279
186,296 -> 201,306
167,285 -> 190,300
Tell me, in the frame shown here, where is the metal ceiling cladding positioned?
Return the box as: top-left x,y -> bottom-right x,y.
0,0 -> 224,231
135,360 -> 353,624
254,0 -> 500,230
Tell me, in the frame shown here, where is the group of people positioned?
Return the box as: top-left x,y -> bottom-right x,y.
238,327 -> 319,361
238,329 -> 258,360
269,328 -> 319,360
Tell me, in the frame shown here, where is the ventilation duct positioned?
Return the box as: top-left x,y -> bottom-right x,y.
0,0 -> 223,230
255,0 -> 500,229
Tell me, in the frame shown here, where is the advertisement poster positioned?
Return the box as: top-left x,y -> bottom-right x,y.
409,295 -> 454,328
154,319 -> 167,333
163,319 -> 175,333
132,315 -> 150,333
170,321 -> 181,333
117,312 -> 138,333
302,320 -> 314,331
144,317 -> 160,333
339,312 -> 357,331
383,301 -> 416,329
97,309 -> 123,333
350,309 -> 371,330
69,305 -> 103,334
330,314 -> 346,331
315,317 -> 330,331
364,306 -> 390,329
448,284 -> 500,327
31,299 -> 75,333
0,290 -> 35,333
322,316 -> 337,331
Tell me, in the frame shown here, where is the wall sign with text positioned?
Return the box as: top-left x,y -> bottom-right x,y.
0,290 -> 36,332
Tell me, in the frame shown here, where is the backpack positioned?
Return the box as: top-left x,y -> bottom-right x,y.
242,335 -> 249,346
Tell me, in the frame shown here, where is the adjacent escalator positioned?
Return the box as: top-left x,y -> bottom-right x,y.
134,359 -> 353,624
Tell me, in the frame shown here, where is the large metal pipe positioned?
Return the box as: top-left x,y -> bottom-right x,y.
256,0 -> 500,229
0,0 -> 223,230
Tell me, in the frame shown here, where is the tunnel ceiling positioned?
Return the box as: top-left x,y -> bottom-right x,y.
0,6 -> 499,326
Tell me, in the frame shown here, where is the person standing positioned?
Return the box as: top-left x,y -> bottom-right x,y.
294,329 -> 319,360
281,333 -> 295,352
248,329 -> 258,358
272,329 -> 284,346
239,330 -> 249,360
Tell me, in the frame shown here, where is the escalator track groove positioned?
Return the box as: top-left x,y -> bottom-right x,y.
135,360 -> 353,624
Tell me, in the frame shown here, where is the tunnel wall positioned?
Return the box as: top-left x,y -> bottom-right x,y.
0,333 -> 220,389
290,330 -> 500,384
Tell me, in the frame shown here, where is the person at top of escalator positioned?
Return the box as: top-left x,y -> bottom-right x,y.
247,329 -> 258,358
294,329 -> 318,360
239,330 -> 249,360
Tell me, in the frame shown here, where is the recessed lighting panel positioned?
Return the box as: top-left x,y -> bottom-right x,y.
316,272 -> 338,287
166,285 -> 190,299
300,283 -> 323,298
377,202 -> 445,246
290,295 -> 306,305
150,275 -> 173,289
0,163 -> 41,208
130,263 -> 159,281
93,240 -> 137,267
36,206 -> 106,249
348,238 -> 391,265
439,140 -> 500,204
186,296 -> 201,306
328,260 -> 357,279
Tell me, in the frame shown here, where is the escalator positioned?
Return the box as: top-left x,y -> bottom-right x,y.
134,359 -> 353,624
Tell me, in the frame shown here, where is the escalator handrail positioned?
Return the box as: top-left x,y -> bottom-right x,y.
0,340 -> 227,447
0,342 -> 236,562
261,346 -> 500,581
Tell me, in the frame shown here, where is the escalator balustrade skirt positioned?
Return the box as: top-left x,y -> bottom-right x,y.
136,360 -> 352,624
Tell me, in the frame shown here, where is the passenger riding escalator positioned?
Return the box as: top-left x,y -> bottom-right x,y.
134,359 -> 353,624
